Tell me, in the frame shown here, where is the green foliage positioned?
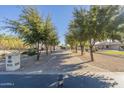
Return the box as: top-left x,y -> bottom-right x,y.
43,16 -> 59,47
66,5 -> 124,47
5,8 -> 44,48
21,48 -> 37,56
66,5 -> 124,61
6,7 -> 59,47
5,7 -> 59,60
65,32 -> 76,49
27,48 -> 37,56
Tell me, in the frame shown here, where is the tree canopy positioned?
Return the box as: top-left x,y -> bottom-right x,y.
5,7 -> 59,60
65,5 -> 124,61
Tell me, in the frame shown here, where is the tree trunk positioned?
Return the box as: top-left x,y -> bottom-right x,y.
70,46 -> 73,51
45,44 -> 49,55
75,44 -> 78,53
36,42 -> 40,61
89,46 -> 94,61
53,45 -> 55,51
40,43 -> 43,53
50,46 -> 52,53
80,42 -> 84,55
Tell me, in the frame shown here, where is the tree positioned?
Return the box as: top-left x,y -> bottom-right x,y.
105,6 -> 124,42
5,7 -> 44,61
49,31 -> 59,52
87,6 -> 121,61
67,5 -> 124,62
65,32 -> 76,51
43,15 -> 58,54
5,7 -> 59,59
72,8 -> 88,55
68,20 -> 79,53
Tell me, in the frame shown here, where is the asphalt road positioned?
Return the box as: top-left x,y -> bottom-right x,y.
0,74 -> 60,88
0,74 -> 118,88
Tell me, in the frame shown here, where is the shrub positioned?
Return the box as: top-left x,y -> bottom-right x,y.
27,48 -> 37,56
21,51 -> 28,55
21,48 -> 37,56
0,54 -> 5,60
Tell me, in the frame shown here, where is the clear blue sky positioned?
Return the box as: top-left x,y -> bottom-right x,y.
0,5 -> 89,45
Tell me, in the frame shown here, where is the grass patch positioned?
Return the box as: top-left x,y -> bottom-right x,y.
102,50 -> 124,56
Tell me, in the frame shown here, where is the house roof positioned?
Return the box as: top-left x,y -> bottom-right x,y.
95,40 -> 122,46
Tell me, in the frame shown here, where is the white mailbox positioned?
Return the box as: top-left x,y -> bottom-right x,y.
5,52 -> 20,71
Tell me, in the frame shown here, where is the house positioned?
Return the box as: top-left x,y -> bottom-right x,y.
95,40 -> 124,50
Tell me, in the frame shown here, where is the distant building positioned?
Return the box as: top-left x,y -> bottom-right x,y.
95,40 -> 124,50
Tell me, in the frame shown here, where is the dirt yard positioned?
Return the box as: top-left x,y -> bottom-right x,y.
73,51 -> 124,72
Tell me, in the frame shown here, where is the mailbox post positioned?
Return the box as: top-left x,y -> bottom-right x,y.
5,52 -> 20,71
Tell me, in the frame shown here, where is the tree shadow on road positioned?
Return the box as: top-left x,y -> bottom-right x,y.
0,73 -> 118,88
63,73 -> 118,88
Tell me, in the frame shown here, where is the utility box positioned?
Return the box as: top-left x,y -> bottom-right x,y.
5,52 -> 20,71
